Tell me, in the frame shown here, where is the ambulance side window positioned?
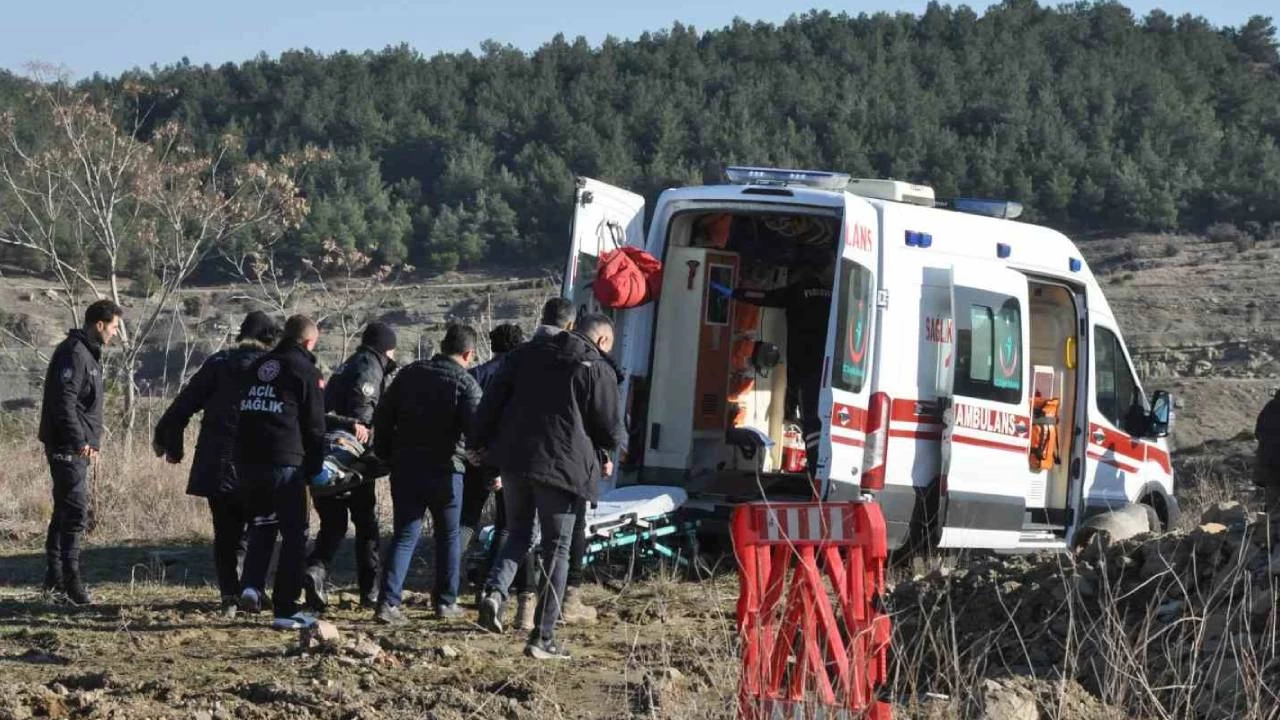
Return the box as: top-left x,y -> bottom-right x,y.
833,259 -> 872,393
1095,327 -> 1143,434
955,298 -> 1022,404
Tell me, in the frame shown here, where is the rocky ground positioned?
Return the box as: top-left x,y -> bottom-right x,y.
0,546 -> 741,720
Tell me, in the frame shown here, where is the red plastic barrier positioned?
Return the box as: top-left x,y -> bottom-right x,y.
733,501 -> 891,720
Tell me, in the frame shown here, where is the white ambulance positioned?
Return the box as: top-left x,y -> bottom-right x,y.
563,167 -> 1177,551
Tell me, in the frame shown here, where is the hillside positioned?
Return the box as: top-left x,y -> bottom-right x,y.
2,3 -> 1279,277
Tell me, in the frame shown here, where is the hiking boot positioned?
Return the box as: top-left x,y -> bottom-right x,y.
63,575 -> 93,606
238,587 -> 265,614
514,592 -> 537,632
375,604 -> 410,626
302,565 -> 328,612
270,613 -> 315,631
360,592 -> 380,610
523,635 -> 571,660
219,595 -> 239,620
560,586 -> 597,625
477,591 -> 504,634
436,603 -> 465,619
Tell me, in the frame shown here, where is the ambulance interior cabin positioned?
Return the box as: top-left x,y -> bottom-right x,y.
1024,281 -> 1082,533
638,209 -> 840,501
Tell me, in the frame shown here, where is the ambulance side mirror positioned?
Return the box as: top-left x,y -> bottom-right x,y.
751,341 -> 781,376
1148,390 -> 1173,438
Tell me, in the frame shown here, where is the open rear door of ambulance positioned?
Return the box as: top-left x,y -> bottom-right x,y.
563,177 -> 646,493
563,177 -> 646,316
815,193 -> 879,501
937,264 -> 1032,549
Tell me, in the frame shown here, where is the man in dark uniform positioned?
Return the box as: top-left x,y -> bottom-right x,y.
38,299 -> 122,606
372,324 -> 482,624
235,315 -> 326,630
302,322 -> 398,611
1255,389 -> 1280,515
716,261 -> 834,476
153,312 -> 279,617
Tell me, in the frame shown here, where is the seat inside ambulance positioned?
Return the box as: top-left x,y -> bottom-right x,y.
638,209 -> 840,501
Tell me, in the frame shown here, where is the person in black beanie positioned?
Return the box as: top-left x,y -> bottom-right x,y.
154,310 -> 280,617
302,322 -> 399,611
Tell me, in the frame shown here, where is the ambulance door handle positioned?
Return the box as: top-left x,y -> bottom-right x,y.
1091,430 -> 1105,445
1015,421 -> 1028,435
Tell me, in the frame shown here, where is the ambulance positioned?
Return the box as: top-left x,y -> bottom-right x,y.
563,167 -> 1177,551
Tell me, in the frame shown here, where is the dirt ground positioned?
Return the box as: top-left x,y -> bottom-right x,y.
0,542 -> 741,720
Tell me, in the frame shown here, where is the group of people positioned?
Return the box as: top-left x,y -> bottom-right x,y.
38,297 -> 621,660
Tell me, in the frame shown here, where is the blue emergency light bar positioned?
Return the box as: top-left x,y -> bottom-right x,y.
724,166 -> 851,191
940,197 -> 1024,220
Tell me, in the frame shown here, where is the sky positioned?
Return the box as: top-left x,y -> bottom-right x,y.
1,0 -> 1272,79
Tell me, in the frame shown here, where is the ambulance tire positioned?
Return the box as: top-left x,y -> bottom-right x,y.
1138,499 -> 1165,533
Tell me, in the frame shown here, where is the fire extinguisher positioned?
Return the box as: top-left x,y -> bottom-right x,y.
781,422 -> 807,474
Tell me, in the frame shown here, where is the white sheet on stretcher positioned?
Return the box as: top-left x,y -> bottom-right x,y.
586,485 -> 688,532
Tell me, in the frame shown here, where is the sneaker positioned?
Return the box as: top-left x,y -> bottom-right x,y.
477,591 -> 504,633
219,595 -> 239,620
360,592 -> 379,610
524,635 -> 571,660
302,566 -> 328,612
435,603 -> 465,619
514,592 -> 537,632
270,612 -> 315,631
238,587 -> 264,614
560,586 -> 598,625
375,604 -> 409,626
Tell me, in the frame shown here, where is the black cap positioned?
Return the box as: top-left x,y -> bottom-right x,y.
361,322 -> 397,353
237,311 -> 278,344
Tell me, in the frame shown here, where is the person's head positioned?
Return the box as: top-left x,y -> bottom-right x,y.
361,322 -> 398,360
282,314 -> 319,352
236,310 -> 279,346
83,299 -> 123,346
441,324 -> 478,367
489,323 -> 525,355
539,297 -> 576,330
576,313 -> 615,355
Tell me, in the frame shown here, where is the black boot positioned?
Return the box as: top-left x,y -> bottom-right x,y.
61,532 -> 92,606
44,526 -> 63,594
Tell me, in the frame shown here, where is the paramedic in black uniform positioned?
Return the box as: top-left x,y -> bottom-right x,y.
719,260 -> 835,477
302,322 -> 398,612
38,299 -> 122,606
235,315 -> 326,630
153,311 -> 279,617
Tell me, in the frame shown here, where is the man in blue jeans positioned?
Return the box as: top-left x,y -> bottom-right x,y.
471,307 -> 622,660
234,315 -> 326,630
372,324 -> 481,624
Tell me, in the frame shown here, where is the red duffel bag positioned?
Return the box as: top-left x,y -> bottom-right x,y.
593,223 -> 663,309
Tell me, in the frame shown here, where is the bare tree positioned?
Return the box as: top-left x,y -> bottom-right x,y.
0,67 -> 310,435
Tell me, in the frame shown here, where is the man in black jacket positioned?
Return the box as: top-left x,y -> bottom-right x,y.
1255,390 -> 1280,513
38,299 -> 122,606
372,324 -> 481,624
153,311 -> 279,617
235,315 -> 326,630
460,324 -> 525,551
303,322 -> 398,611
472,312 -> 622,660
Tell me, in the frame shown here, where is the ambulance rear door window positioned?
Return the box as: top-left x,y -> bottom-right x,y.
833,259 -> 873,393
